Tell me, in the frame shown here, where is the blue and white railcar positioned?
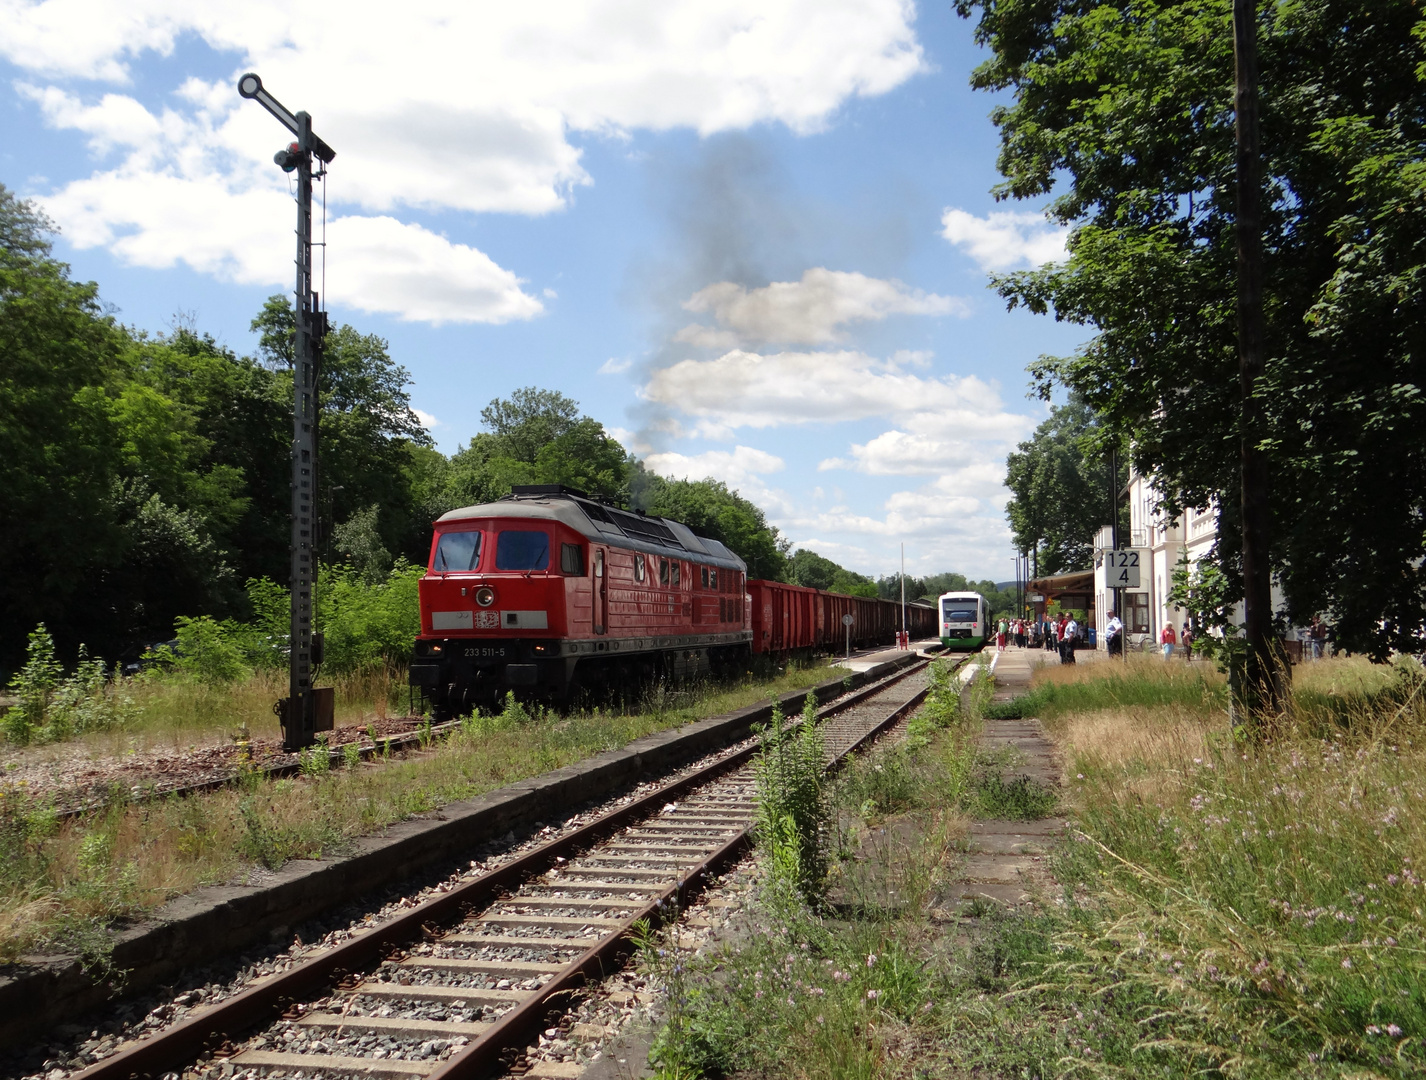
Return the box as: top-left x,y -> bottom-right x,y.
938,590 -> 988,651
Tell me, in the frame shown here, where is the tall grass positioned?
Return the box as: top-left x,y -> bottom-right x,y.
945,655 -> 1426,1078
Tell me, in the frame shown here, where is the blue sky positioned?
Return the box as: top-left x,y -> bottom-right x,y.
0,0 -> 1089,582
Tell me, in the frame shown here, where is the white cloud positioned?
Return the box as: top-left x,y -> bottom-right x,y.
642,348 -> 1026,437
778,471 -> 1016,580
680,267 -> 966,346
7,0 -> 927,321
41,168 -> 544,323
644,445 -> 785,486
326,216 -> 544,325
599,357 -> 633,375
940,208 -> 1069,272
817,411 -> 1030,477
413,408 -> 441,429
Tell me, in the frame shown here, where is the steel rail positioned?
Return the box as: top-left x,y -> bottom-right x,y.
71,655 -> 949,1080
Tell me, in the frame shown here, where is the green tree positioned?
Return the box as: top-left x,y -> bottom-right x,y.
1004,396 -> 1125,576
250,296 -> 435,566
439,387 -> 629,512
786,549 -> 875,595
956,0 -> 1426,658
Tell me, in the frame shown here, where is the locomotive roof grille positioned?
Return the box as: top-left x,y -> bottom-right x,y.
606,508 -> 682,547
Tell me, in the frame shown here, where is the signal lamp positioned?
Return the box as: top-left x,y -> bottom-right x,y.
273,142 -> 302,172
475,586 -> 496,607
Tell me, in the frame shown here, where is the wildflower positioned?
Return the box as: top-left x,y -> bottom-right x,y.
922,1001 -> 934,1013
1366,1025 -> 1381,1035
816,1015 -> 825,1024
1387,874 -> 1400,886
1341,958 -> 1353,969
755,990 -> 763,999
866,954 -> 877,968
787,996 -> 795,1007
1386,937 -> 1398,947
866,989 -> 880,1000
1387,1024 -> 1403,1037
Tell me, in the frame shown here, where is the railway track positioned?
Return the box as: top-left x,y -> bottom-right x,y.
70,655 -> 952,1080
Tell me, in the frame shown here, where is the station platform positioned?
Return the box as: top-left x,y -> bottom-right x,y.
829,637 -> 945,673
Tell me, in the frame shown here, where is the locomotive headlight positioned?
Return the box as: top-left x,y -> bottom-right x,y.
474,586 -> 496,607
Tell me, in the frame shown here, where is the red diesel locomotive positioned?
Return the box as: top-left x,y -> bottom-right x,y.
409,486 -> 938,715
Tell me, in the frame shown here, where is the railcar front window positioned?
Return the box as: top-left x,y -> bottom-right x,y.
495,530 -> 550,571
943,605 -> 977,623
434,530 -> 481,572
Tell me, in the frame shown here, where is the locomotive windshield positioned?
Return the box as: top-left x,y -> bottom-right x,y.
496,529 -> 550,570
942,602 -> 978,623
434,530 -> 482,572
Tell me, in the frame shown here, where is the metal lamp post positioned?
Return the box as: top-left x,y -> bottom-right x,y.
238,73 -> 337,751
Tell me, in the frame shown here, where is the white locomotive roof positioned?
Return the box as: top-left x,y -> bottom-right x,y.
436,491 -> 747,572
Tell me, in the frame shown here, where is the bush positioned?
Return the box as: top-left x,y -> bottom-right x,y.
2,625 -> 134,745
317,559 -> 423,673
166,615 -> 251,686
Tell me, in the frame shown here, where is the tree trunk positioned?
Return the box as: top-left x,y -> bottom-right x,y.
1233,0 -> 1288,729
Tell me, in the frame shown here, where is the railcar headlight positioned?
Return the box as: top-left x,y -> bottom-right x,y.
475,586 -> 496,607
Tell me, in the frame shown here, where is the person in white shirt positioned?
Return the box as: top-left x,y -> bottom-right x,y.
1061,616 -> 1078,664
1106,612 -> 1123,657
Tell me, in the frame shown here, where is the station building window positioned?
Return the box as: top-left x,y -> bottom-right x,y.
1126,592 -> 1150,634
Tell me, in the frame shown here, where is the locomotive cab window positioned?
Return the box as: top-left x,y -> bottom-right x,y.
495,530 -> 550,571
700,566 -> 709,588
710,568 -> 718,590
659,557 -> 669,586
434,530 -> 481,572
560,543 -> 585,575
671,562 -> 681,587
635,553 -> 646,582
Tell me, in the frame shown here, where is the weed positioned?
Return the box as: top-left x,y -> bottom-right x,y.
970,770 -> 1057,819
342,742 -> 362,769
299,737 -> 331,776
756,694 -> 829,909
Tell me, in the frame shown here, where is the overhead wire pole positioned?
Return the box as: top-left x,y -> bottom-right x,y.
1232,1 -> 1285,726
238,73 -> 338,752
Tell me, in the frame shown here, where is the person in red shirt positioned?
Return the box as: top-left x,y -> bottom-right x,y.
1161,622 -> 1177,660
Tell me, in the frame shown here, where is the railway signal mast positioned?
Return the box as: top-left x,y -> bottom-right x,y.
238,73 -> 337,751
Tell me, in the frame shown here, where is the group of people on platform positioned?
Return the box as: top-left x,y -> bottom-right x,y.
995,614 -> 1082,664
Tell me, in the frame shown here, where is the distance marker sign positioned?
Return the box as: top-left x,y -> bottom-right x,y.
1106,549 -> 1142,589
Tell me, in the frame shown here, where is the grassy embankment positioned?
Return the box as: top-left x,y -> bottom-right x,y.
0,661 -> 836,968
644,654 -> 1426,1079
